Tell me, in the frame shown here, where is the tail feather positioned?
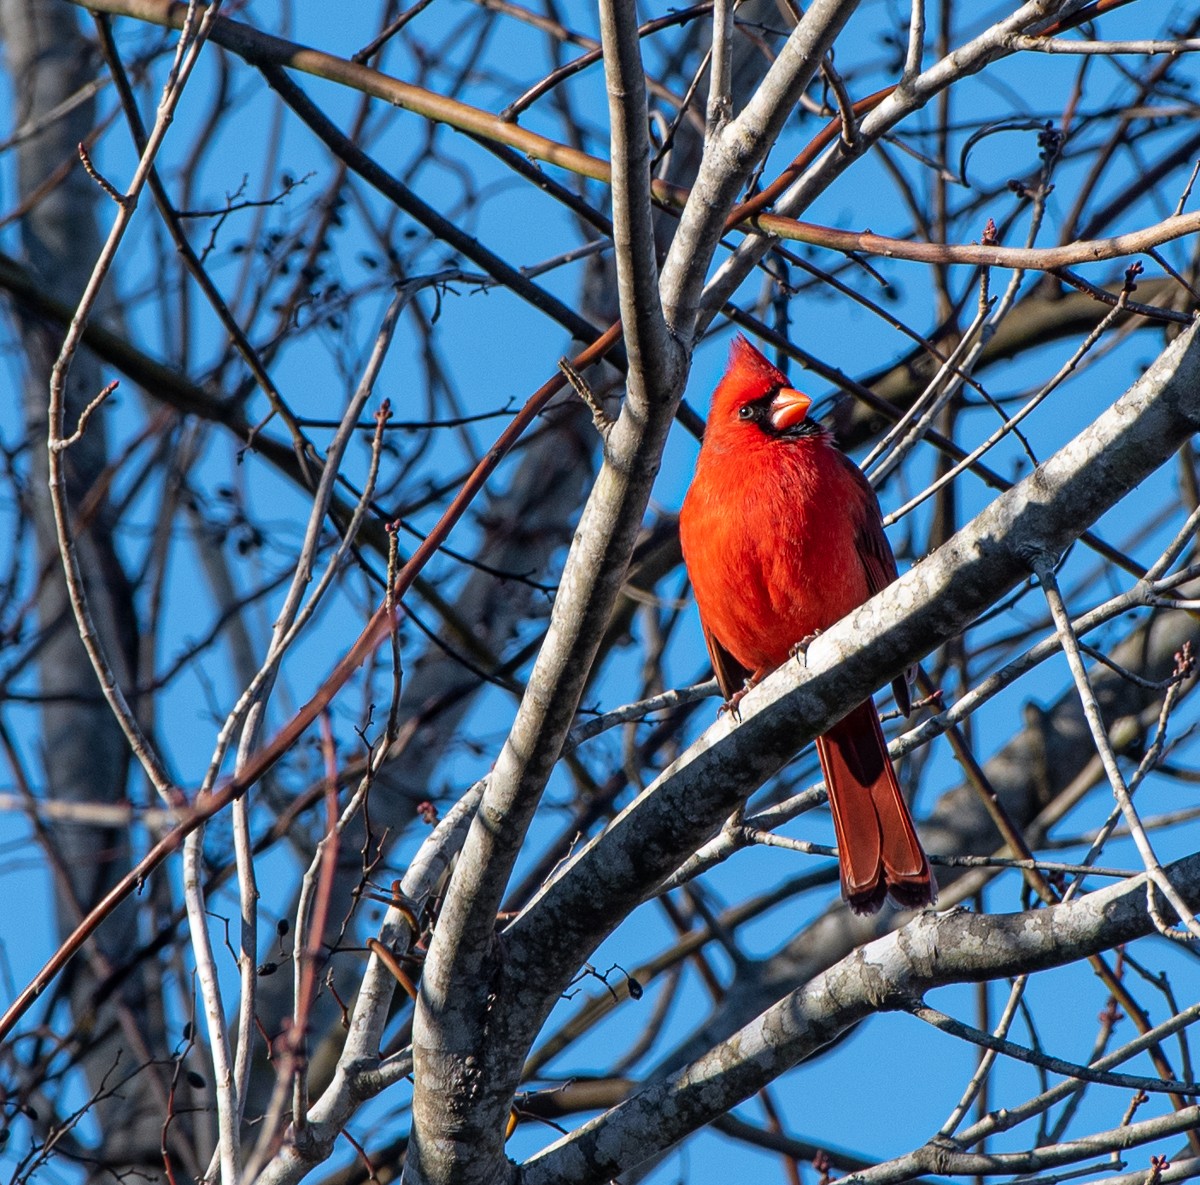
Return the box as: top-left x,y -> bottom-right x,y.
817,700 -> 934,915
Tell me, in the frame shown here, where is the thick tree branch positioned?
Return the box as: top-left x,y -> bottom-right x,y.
598,0 -> 678,393
701,0 -> 1080,320
659,0 -> 861,338
520,854 -> 1200,1185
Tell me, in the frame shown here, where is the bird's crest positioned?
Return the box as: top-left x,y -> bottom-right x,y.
711,336 -> 790,420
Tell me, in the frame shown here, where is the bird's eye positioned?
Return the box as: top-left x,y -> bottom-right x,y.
738,405 -> 754,420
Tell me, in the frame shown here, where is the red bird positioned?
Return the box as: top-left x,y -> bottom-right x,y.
679,336 -> 934,915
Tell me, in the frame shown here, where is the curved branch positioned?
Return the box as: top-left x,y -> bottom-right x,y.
71,0 -> 1200,289
699,0 -> 1085,320
520,855 -> 1200,1185
749,209 -> 1200,272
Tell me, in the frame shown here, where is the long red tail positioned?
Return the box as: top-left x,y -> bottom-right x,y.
816,700 -> 934,915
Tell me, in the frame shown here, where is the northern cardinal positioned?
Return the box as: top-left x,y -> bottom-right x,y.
679,336 -> 934,915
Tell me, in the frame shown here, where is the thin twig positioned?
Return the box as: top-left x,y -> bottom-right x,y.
912,1004 -> 1200,1095
886,280 -> 1132,524
51,380 -> 119,451
939,976 -> 1029,1138
1034,559 -> 1200,942
563,682 -> 717,754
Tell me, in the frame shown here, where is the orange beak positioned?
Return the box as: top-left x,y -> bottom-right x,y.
768,387 -> 813,432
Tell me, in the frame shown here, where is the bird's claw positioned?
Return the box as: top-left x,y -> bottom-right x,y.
719,686 -> 749,722
789,630 -> 822,666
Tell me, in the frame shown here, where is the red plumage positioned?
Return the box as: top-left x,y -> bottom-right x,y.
679,336 -> 934,915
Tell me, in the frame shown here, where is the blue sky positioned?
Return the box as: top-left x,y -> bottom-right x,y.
1,0 -> 1199,1180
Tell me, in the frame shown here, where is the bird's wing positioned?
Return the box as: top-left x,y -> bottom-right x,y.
701,618 -> 751,702
849,490 -> 900,598
846,458 -> 912,716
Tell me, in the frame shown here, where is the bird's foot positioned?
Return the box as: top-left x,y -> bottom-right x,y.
719,685 -> 749,722
719,671 -> 765,722
789,630 -> 822,666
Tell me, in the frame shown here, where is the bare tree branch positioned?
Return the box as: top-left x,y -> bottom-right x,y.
521,852 -> 1200,1185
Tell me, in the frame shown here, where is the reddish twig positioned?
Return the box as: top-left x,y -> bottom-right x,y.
0,320 -> 622,1045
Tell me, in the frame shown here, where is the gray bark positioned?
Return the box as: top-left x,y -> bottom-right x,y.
660,583 -> 1199,1072
520,848 -> 1200,1185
